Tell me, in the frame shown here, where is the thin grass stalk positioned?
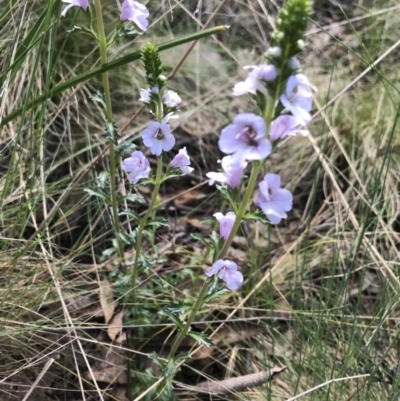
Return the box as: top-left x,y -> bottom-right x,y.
93,0 -> 124,263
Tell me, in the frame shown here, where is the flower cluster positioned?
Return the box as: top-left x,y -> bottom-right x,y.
61,0 -> 149,31
122,45 -> 193,185
205,46 -> 315,292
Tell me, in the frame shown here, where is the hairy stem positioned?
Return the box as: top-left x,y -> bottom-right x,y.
130,156 -> 163,303
93,0 -> 124,263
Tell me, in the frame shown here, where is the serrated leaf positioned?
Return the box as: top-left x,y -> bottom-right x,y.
209,231 -> 222,256
123,194 -> 145,204
67,25 -> 97,39
105,121 -> 120,145
117,26 -> 141,38
158,309 -> 184,331
145,217 -> 169,229
118,209 -> 140,222
187,330 -> 214,347
216,184 -> 238,208
118,230 -> 135,245
89,91 -> 106,109
191,232 -> 207,246
203,287 -> 230,303
97,171 -> 109,188
84,187 -> 108,202
244,211 -> 271,225
162,301 -> 193,315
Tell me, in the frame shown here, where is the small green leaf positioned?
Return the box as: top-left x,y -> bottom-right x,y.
118,230 -> 135,245
187,330 -> 214,347
216,184 -> 238,209
203,285 -> 230,303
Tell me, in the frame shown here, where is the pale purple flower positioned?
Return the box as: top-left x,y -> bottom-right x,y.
171,147 -> 193,175
206,259 -> 243,291
213,212 -> 236,241
219,113 -> 272,165
163,90 -> 181,107
255,173 -> 293,224
120,0 -> 149,31
269,114 -> 310,141
206,155 -> 247,189
61,0 -> 89,17
233,64 -> 278,96
122,151 -> 151,184
142,115 -> 175,156
280,74 -> 316,125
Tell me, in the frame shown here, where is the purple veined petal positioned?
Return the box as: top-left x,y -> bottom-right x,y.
232,113 -> 266,139
244,138 -> 272,161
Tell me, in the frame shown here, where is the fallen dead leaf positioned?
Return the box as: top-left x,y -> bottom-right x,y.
108,310 -> 124,341
99,279 -> 116,324
86,349 -> 127,384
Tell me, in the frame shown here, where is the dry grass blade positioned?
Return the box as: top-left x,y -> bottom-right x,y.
193,366 -> 286,394
21,358 -> 54,401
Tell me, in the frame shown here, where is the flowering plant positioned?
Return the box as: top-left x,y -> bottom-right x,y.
58,0 -> 315,398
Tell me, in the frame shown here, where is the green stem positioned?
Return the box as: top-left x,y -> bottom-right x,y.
0,26 -> 228,128
93,0 -> 124,263
130,156 -> 163,302
168,163 -> 261,360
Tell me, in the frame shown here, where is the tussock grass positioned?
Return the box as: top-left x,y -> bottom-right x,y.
1,0 -> 400,400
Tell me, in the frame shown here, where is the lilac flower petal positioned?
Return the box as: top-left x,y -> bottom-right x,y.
205,259 -> 225,277
163,90 -> 181,107
269,115 -> 299,141
61,0 -> 89,16
255,173 -> 293,225
244,138 -> 272,161
120,0 -> 149,31
213,211 -> 236,241
171,147 -> 193,174
142,122 -> 160,147
264,173 -> 281,189
122,151 -> 151,184
221,270 -> 243,291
